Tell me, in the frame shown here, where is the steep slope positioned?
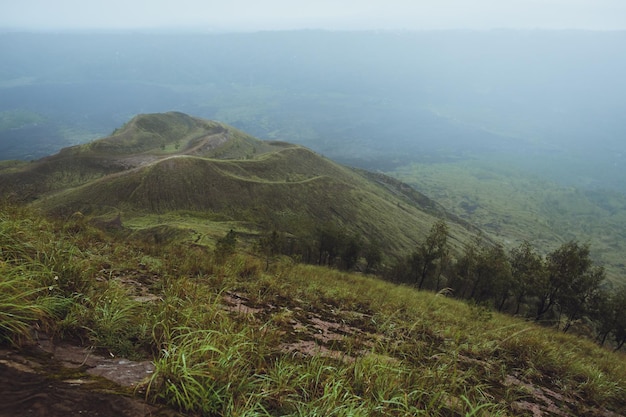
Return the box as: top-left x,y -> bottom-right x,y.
1,112 -> 477,257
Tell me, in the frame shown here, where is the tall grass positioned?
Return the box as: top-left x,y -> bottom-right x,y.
2,201 -> 625,415
0,264 -> 67,345
0,205 -> 70,345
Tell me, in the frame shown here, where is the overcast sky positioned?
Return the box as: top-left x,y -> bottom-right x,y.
1,0 -> 625,31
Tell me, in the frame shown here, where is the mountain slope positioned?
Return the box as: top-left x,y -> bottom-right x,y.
1,112 -> 477,258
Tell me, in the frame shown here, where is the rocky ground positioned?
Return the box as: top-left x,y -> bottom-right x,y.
0,332 -> 179,417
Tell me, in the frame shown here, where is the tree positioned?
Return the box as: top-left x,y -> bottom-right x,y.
481,244 -> 513,311
316,224 -> 344,267
590,287 -> 618,346
363,242 -> 383,273
414,220 -> 449,290
535,241 -> 598,326
341,235 -> 362,271
560,264 -> 605,332
258,230 -> 284,270
462,243 -> 512,307
450,234 -> 483,299
449,236 -> 512,308
509,241 -> 546,315
214,229 -> 237,260
611,287 -> 626,351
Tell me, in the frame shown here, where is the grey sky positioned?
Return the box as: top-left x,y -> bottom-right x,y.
1,0 -> 625,31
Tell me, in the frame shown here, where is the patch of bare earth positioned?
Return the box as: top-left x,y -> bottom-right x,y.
0,336 -> 179,417
503,373 -> 624,417
222,291 -> 374,362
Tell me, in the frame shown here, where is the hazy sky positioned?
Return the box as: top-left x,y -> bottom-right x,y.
1,0 -> 625,31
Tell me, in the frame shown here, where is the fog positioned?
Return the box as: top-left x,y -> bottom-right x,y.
2,0 -> 626,31
1,30 -> 625,189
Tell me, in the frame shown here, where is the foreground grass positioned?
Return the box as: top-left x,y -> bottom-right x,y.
1,203 -> 625,416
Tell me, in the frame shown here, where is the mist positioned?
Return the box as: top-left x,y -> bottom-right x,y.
1,30 -> 625,191
3,0 -> 626,31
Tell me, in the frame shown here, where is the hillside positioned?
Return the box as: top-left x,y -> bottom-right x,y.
391,159 -> 626,285
1,201 -> 625,416
0,112 -> 478,260
1,113 -> 626,416
0,112 -> 284,198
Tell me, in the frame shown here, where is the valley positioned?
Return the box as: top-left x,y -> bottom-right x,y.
392,158 -> 626,285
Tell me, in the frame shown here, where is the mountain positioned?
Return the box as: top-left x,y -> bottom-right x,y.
0,112 -> 479,258
2,112 -> 625,417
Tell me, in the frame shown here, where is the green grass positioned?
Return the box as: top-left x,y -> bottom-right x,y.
0,205 -> 70,344
1,202 -> 625,415
391,159 -> 626,285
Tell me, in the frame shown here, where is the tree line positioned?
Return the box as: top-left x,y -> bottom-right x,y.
240,219 -> 625,350
387,220 -> 626,351
253,224 -> 383,273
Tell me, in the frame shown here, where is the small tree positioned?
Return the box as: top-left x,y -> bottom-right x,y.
316,224 -> 344,267
215,229 -> 237,261
363,242 -> 383,274
560,264 -> 605,332
611,287 -> 626,351
415,220 -> 449,290
536,241 -> 596,326
258,230 -> 284,270
341,235 -> 362,271
450,234 -> 483,299
483,244 -> 513,311
509,241 -> 546,315
590,287 -> 619,346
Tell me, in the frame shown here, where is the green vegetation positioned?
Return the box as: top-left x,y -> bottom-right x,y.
1,198 -> 625,416
2,113 -> 626,415
388,219 -> 626,349
0,113 -> 477,266
0,109 -> 45,131
391,159 -> 626,285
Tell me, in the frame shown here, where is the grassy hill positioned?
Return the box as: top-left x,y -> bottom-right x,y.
1,112 -> 478,261
0,112 -> 283,198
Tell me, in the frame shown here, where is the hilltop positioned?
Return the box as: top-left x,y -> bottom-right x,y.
0,112 -> 478,261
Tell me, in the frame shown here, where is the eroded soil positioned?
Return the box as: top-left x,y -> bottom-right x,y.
0,336 -> 178,417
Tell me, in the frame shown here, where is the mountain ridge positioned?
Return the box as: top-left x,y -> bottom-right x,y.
0,112 -> 480,259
